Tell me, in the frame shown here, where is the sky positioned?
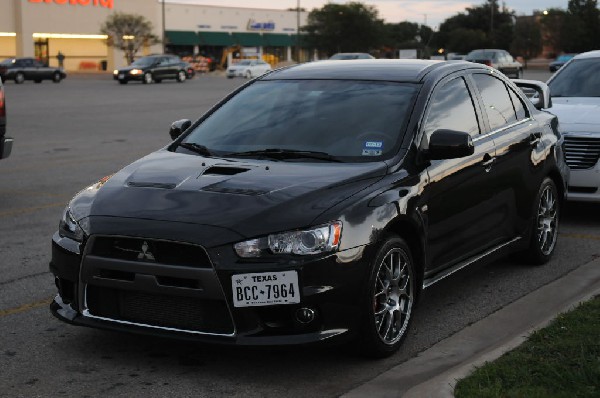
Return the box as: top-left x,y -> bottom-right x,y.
167,0 -> 569,28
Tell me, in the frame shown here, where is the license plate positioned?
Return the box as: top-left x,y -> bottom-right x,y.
118,74 -> 124,79
232,271 -> 300,307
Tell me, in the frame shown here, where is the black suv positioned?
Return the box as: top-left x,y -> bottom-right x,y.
0,58 -> 66,84
51,60 -> 569,357
113,55 -> 191,84
0,78 -> 12,159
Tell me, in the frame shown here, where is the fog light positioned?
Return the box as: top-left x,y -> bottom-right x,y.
295,307 -> 315,324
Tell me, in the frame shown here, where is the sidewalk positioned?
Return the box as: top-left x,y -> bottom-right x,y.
342,257 -> 600,398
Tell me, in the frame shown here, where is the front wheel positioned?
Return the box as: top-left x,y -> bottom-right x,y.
245,70 -> 252,79
523,178 -> 560,264
359,236 -> 416,358
143,72 -> 152,84
176,70 -> 186,82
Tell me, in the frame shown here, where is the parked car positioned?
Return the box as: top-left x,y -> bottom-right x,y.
465,49 -> 523,78
113,55 -> 190,84
549,54 -> 576,72
0,77 -> 12,159
447,53 -> 466,60
546,50 -> 600,202
50,59 -> 568,357
329,52 -> 375,60
226,59 -> 272,79
0,57 -> 66,84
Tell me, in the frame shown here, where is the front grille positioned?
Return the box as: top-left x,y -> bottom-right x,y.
89,237 -> 212,268
563,136 -> 600,170
86,286 -> 234,334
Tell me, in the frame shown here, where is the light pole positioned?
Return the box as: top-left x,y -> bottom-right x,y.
162,0 -> 166,54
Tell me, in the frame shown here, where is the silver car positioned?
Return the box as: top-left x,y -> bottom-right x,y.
226,59 -> 272,79
465,49 -> 523,79
547,50 -> 600,202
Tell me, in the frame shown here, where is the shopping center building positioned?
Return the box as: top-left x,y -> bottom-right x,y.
0,0 -> 309,72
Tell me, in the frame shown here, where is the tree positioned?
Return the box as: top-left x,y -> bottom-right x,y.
432,0 -> 514,53
539,8 -> 567,56
100,12 -> 160,65
302,3 -> 384,55
511,17 -> 542,67
562,0 -> 600,53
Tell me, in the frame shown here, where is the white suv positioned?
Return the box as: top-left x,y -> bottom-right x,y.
547,50 -> 600,202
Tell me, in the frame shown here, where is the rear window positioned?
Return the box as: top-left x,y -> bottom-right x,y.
183,80 -> 418,162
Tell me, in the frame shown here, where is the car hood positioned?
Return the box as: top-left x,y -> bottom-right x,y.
549,97 -> 600,133
71,150 -> 388,241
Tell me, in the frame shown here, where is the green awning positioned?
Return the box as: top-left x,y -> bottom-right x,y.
198,31 -> 234,46
263,33 -> 293,47
232,32 -> 264,47
165,30 -> 200,46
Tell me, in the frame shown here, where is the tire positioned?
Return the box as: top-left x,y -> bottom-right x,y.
176,70 -> 186,82
523,178 -> 560,264
143,72 -> 152,84
514,68 -> 522,79
245,70 -> 252,79
359,236 -> 416,358
52,72 -> 62,83
15,72 -> 25,84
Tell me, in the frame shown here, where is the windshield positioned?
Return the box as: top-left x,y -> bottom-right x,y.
0,59 -> 15,66
236,60 -> 252,66
131,57 -> 155,67
548,58 -> 600,97
182,80 -> 418,162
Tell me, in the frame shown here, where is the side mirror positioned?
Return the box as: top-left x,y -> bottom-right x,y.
169,119 -> 192,140
427,129 -> 474,160
512,79 -> 552,110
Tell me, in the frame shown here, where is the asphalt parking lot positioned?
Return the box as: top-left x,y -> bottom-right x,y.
1,68 -> 599,397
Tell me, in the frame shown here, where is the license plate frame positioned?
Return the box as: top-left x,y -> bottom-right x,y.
232,271 -> 300,307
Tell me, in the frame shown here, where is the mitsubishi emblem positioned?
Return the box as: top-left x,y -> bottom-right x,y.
137,241 -> 155,261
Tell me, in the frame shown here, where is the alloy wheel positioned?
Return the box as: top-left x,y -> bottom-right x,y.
177,71 -> 186,82
373,247 -> 414,345
143,73 -> 152,84
536,185 -> 558,256
15,73 -> 24,84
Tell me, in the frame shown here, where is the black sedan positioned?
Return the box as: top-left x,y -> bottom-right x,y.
50,60 -> 568,357
113,55 -> 191,84
0,57 -> 66,84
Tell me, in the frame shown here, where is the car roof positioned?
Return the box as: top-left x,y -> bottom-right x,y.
264,59 -> 486,83
573,50 -> 600,59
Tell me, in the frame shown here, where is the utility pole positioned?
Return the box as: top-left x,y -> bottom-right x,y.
162,0 -> 166,53
296,0 -> 300,62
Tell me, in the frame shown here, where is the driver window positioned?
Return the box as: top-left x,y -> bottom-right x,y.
423,77 -> 481,139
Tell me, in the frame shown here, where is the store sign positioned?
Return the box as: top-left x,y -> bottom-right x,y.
247,19 -> 275,32
28,0 -> 114,9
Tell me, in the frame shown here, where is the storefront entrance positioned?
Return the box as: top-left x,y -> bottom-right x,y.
34,38 -> 49,66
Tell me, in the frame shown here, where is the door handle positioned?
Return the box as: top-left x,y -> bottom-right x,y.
482,154 -> 495,172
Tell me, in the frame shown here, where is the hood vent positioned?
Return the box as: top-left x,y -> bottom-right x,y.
202,166 -> 249,176
127,181 -> 177,189
202,185 -> 267,196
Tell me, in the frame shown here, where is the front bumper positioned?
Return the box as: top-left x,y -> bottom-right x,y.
50,226 -> 372,346
567,162 -> 600,202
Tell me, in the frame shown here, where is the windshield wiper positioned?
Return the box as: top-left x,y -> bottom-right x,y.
227,148 -> 341,162
179,142 -> 212,157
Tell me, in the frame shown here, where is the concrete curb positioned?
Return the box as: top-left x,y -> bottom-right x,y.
342,257 -> 600,398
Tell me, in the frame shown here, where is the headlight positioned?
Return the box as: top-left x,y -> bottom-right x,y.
113,69 -> 118,75
130,69 -> 143,75
58,206 -> 84,242
234,221 -> 342,258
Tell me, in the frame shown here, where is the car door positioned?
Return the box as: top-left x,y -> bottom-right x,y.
421,74 -> 499,272
31,59 -> 48,80
20,59 -> 34,80
470,73 -> 540,237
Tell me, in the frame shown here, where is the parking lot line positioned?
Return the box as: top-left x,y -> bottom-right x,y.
0,298 -> 52,318
0,202 -> 64,218
560,232 -> 600,241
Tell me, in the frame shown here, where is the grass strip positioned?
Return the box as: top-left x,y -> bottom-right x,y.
454,295 -> 600,398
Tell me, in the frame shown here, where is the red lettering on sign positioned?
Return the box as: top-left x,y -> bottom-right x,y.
28,0 -> 113,9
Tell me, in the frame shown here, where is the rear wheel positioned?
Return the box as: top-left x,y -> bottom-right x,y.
176,70 -> 186,82
359,236 -> 416,358
52,72 -> 62,83
15,72 -> 25,84
143,72 -> 153,84
523,178 -> 560,264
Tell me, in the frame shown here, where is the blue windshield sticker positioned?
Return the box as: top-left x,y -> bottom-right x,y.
362,141 -> 383,156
